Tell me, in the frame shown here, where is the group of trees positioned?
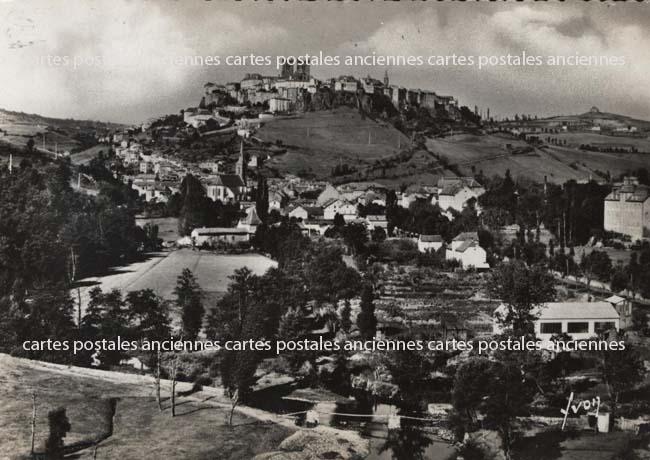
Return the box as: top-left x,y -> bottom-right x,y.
167,174 -> 240,236
0,159 -> 158,360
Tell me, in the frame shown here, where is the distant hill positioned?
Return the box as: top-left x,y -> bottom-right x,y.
0,108 -> 126,156
544,108 -> 650,131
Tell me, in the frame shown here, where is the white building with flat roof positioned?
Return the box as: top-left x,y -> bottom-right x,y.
493,301 -> 620,348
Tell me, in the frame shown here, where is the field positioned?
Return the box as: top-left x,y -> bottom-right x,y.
0,108 -> 123,155
426,133 -> 650,183
77,249 -> 277,316
0,354 -> 291,460
258,108 -> 411,178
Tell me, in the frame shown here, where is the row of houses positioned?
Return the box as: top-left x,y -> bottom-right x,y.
203,68 -> 461,118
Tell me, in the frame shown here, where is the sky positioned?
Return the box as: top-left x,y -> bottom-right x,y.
1,0 -> 649,124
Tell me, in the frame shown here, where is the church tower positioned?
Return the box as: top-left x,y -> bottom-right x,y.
384,70 -> 389,87
236,140 -> 246,183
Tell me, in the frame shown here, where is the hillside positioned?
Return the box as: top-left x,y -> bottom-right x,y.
0,108 -> 125,156
0,354 -> 368,460
257,108 -> 411,177
426,132 -> 650,184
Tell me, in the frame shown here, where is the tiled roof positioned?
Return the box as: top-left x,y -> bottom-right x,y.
419,234 -> 443,243
453,231 -> 479,242
495,301 -> 620,321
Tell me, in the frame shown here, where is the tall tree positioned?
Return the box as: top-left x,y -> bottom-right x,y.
174,268 -> 204,341
489,261 -> 555,335
255,175 -> 269,222
81,287 -> 131,367
357,284 -> 377,340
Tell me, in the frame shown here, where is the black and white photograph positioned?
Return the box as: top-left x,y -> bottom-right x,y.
1,1 -> 650,459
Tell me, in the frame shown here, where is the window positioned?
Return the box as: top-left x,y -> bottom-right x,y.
540,322 -> 562,334
594,322 -> 616,333
567,322 -> 589,334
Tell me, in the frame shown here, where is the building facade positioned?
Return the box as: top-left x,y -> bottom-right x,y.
604,177 -> 650,241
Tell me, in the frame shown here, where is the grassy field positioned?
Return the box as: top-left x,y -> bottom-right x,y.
0,354 -> 291,460
0,109 -> 123,153
427,133 -> 650,184
77,250 -> 277,314
258,108 -> 410,178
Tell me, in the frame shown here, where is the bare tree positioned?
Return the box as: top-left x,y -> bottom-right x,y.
155,349 -> 163,412
227,389 -> 239,427
168,353 -> 180,417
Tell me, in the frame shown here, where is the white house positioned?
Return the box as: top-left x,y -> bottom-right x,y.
268,191 -> 286,212
445,232 -> 489,269
323,199 -> 357,221
190,206 -> 261,246
433,177 -> 485,213
237,206 -> 262,233
418,235 -> 444,253
493,301 -> 620,349
288,205 -> 309,220
289,205 -> 324,221
190,227 -> 250,246
366,215 -> 389,230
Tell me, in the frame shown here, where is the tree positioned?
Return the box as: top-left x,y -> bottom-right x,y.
126,289 -> 170,367
581,250 -> 612,287
175,269 -> 204,341
81,287 -> 131,367
610,267 -> 629,294
482,361 -> 532,459
341,223 -> 368,255
213,269 -> 266,421
340,299 -> 352,333
26,137 -> 36,153
597,343 -> 643,411
305,247 -> 361,303
489,261 -> 555,336
255,176 -> 269,222
371,226 -> 386,242
452,358 -> 493,436
45,407 -> 71,458
452,358 -> 532,459
357,284 -> 377,340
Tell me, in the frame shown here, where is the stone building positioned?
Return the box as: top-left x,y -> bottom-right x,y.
604,177 -> 650,241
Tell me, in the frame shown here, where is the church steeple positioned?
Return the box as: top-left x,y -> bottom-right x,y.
384,70 -> 389,87
236,140 -> 246,183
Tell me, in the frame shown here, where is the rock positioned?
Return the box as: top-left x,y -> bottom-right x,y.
464,430 -> 507,460
269,428 -> 369,460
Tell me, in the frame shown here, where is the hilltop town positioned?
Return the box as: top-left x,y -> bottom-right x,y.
3,63 -> 650,460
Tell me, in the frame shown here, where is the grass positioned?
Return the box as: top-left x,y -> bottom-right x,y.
426,133 -> 650,184
0,354 -> 291,460
258,107 -> 410,178
79,249 -> 277,302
